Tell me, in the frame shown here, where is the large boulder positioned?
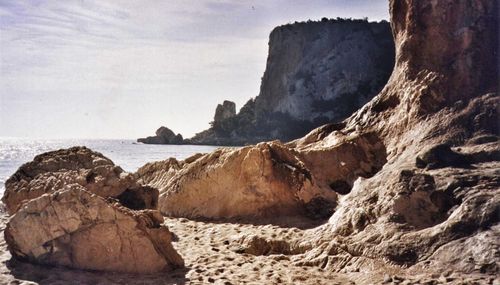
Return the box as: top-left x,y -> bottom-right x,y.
4,184 -> 184,273
137,136 -> 386,220
139,142 -> 336,219
2,146 -> 158,215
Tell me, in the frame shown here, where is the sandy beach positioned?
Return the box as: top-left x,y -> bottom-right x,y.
1,210 -> 496,285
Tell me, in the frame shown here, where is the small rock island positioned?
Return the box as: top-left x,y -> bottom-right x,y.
138,126 -> 184,145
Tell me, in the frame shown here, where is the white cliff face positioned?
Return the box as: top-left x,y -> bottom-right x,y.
255,20 -> 394,123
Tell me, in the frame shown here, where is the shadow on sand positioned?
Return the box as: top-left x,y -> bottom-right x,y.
170,214 -> 329,230
5,257 -> 190,285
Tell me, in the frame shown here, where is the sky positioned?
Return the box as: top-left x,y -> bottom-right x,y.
0,0 -> 389,139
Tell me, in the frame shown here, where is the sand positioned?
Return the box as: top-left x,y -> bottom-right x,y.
0,211 -> 496,285
0,212 -> 352,285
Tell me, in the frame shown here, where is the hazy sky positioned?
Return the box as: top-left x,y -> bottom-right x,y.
0,0 -> 389,139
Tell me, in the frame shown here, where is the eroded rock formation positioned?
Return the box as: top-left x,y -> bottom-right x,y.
136,133 -> 387,220
5,184 -> 184,273
152,19 -> 395,146
138,142 -> 336,219
3,0 -> 497,280
136,0 -> 499,278
286,0 -> 499,276
214,100 -> 236,122
2,147 -> 184,273
2,146 -> 158,215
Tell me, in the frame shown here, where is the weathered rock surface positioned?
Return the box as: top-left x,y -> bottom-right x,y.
136,129 -> 388,220
214,100 -> 236,123
139,142 -> 338,219
285,0 -> 499,277
135,0 -> 499,280
1,146 -> 184,273
3,0 -> 497,281
184,19 -> 395,145
254,20 -> 394,123
2,146 -> 158,215
4,185 -> 184,273
138,126 -> 184,145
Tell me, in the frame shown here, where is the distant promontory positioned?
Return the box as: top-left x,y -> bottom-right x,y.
138,18 -> 395,145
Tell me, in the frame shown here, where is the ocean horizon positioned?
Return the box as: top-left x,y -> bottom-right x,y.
0,137 -> 220,195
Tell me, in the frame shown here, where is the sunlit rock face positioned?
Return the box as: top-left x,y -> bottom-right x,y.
136,133 -> 387,220
2,146 -> 158,215
5,185 -> 184,273
139,0 -> 499,278
2,147 -> 184,273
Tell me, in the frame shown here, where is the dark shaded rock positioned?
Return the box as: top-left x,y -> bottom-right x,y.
329,180 -> 351,195
189,19 -> 395,145
117,186 -> 158,210
138,126 -> 184,145
416,144 -> 469,169
137,135 -> 165,144
468,135 -> 498,145
304,197 -> 336,220
214,100 -> 236,122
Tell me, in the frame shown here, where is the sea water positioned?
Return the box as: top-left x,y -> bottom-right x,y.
0,138 -> 219,195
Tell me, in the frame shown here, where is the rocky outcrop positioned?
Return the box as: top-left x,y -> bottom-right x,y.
136,131 -> 387,219
4,0 -> 497,280
286,0 -> 499,276
5,184 -> 184,273
135,0 -> 499,279
138,126 -> 184,145
2,147 -> 184,273
189,19 -> 395,145
139,142 -> 337,219
2,146 -> 158,215
214,100 -> 236,123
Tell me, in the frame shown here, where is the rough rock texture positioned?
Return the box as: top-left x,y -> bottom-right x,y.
2,0 -> 497,282
188,19 -> 395,145
136,0 -> 499,280
255,20 -> 394,123
136,134 -> 387,219
284,0 -> 499,276
138,126 -> 184,145
2,146 -> 158,215
4,185 -> 184,273
213,100 -> 236,123
138,142 -> 335,219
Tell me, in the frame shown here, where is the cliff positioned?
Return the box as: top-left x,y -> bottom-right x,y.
191,19 -> 395,145
255,19 -> 394,124
135,0 -> 498,281
143,18 -> 395,146
3,0 -> 499,283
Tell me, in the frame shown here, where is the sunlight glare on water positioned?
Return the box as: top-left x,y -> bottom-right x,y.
0,138 -> 220,195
